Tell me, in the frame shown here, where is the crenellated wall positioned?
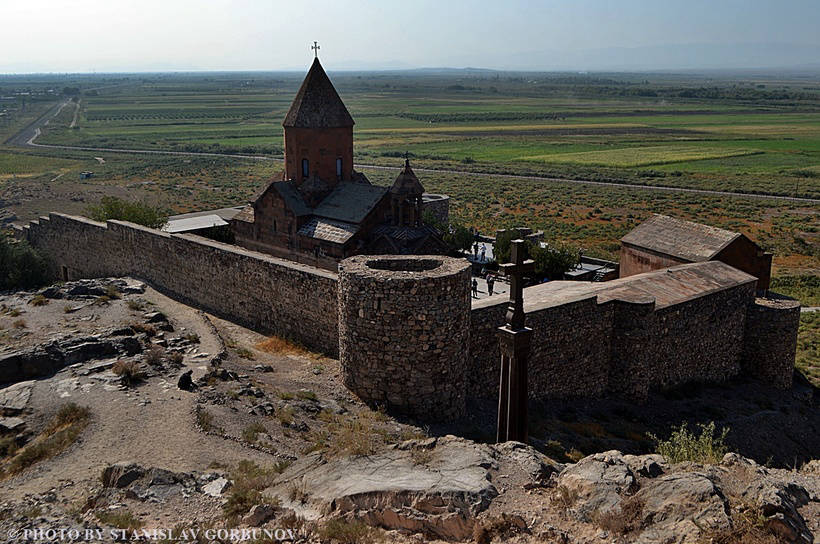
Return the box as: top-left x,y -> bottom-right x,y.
16,214 -> 799,420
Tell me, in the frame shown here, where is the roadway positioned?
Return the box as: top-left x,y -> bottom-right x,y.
6,99 -> 820,205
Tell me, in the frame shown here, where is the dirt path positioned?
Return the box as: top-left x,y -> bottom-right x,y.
1,286 -> 274,502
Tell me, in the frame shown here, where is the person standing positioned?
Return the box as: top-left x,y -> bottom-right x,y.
472,278 -> 479,298
487,275 -> 495,296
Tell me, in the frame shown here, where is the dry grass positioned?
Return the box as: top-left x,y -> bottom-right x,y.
12,319 -> 26,329
242,422 -> 267,443
594,495 -> 646,535
0,403 -> 91,477
255,335 -> 310,357
130,322 -> 156,336
144,345 -> 165,366
317,519 -> 380,544
112,360 -> 145,386
95,509 -> 142,530
307,410 -> 391,458
697,505 -> 780,544
223,460 -> 287,518
29,294 -> 48,306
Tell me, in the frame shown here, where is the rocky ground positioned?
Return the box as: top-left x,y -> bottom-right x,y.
0,278 -> 818,543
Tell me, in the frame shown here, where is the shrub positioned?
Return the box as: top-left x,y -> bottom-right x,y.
649,421 -> 729,464
144,346 -> 164,366
196,408 -> 216,432
296,390 -> 317,401
317,519 -> 376,544
12,319 -> 26,329
168,351 -> 184,365
234,346 -> 255,360
0,232 -> 50,291
105,285 -> 121,299
85,196 -> 168,229
593,495 -> 646,535
112,360 -> 145,386
222,461 -> 286,517
95,509 -> 142,530
130,323 -> 156,336
242,422 -> 266,443
29,294 -> 48,306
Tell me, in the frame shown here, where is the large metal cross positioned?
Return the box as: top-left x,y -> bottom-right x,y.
311,41 -> 320,59
497,239 -> 534,444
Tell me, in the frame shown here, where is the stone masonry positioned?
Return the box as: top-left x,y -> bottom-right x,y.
15,215 -> 800,420
338,255 -> 470,420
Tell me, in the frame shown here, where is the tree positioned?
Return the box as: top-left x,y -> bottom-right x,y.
443,224 -> 474,253
0,232 -> 50,290
494,228 -> 579,281
529,243 -> 578,281
86,197 -> 168,229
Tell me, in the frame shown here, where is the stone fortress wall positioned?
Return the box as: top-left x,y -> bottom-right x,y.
16,214 -> 800,420
16,214 -> 339,355
338,255 -> 471,419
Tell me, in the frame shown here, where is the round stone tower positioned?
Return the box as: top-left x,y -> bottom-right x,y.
338,255 -> 471,421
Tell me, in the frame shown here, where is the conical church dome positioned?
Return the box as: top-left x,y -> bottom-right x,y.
283,58 -> 354,128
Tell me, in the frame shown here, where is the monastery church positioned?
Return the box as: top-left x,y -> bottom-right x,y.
230,56 -> 450,269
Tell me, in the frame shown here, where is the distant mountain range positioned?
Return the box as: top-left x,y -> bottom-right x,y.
331,42 -> 820,73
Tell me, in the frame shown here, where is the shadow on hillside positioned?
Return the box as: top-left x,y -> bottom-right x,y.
425,373 -> 819,469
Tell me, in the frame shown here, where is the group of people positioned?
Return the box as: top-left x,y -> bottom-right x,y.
471,273 -> 497,299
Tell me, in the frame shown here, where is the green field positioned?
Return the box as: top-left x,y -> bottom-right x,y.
0,71 -> 817,278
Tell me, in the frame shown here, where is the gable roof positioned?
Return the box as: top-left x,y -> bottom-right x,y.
312,182 -> 388,224
297,217 -> 358,244
283,58 -> 354,128
621,214 -> 742,262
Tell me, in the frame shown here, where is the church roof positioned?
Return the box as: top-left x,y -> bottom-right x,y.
312,182 -> 388,224
283,58 -> 354,128
297,217 -> 358,244
621,214 -> 742,262
390,159 -> 425,195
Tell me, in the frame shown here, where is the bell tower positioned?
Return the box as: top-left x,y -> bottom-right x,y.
282,44 -> 354,187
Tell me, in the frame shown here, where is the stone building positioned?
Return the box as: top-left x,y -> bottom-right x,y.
620,214 -> 772,290
230,57 -> 448,269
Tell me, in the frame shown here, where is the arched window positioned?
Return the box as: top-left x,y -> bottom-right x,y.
336,157 -> 343,178
302,158 -> 309,177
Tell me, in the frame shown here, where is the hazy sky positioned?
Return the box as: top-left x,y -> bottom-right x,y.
2,0 -> 820,73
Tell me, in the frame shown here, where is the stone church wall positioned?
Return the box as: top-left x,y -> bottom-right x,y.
17,213 -> 339,355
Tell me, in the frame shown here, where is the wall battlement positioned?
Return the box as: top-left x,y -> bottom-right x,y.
16,214 -> 800,421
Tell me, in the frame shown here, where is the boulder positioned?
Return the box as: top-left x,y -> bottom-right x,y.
242,504 -> 277,526
202,477 -> 231,498
0,416 -> 25,433
743,476 -> 813,544
0,381 -> 34,415
623,454 -> 667,478
495,441 -> 562,485
556,450 -> 637,520
101,463 -> 146,488
266,435 -> 498,540
632,472 -> 731,544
